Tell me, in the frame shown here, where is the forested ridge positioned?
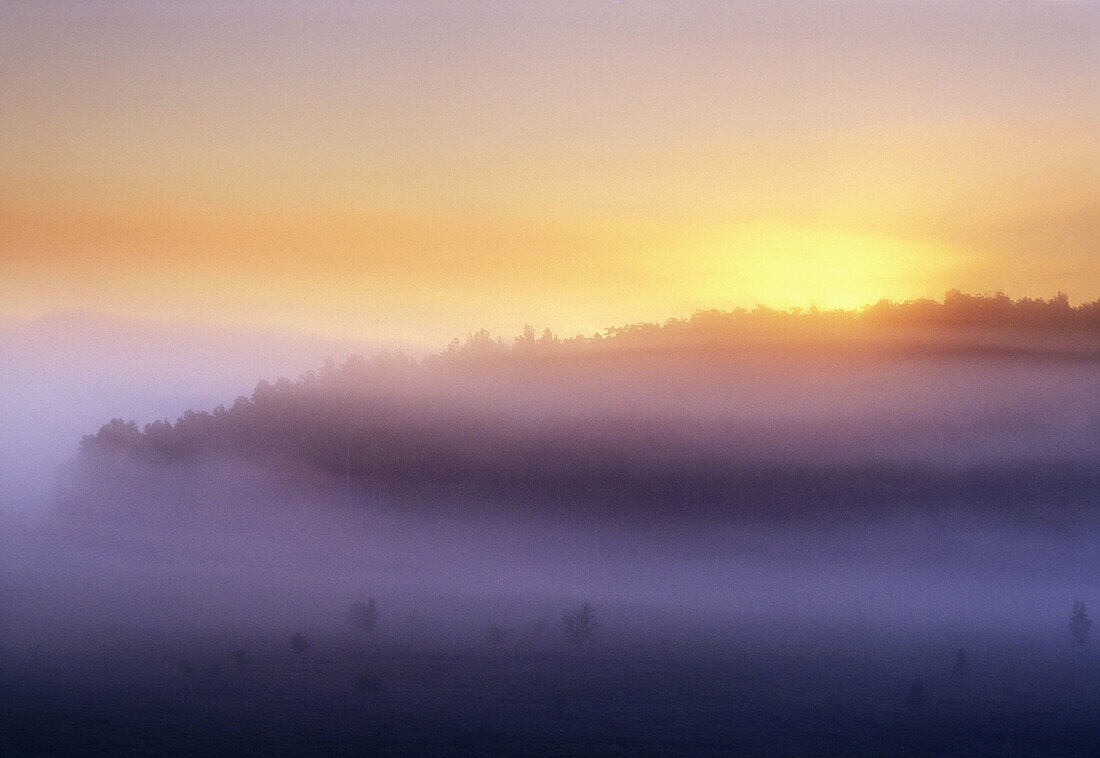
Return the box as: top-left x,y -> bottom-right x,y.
73,293 -> 1100,522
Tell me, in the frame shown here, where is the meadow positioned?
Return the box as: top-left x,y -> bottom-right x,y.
3,599 -> 1098,757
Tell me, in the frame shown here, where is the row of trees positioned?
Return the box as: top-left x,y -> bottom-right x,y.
902,601 -> 1093,720
280,599 -> 599,652
307,599 -> 1091,661
70,290 -> 1100,522
439,291 -> 1100,360
74,395 -> 1100,524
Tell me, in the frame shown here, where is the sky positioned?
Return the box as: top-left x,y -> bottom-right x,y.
1,0 -> 1097,347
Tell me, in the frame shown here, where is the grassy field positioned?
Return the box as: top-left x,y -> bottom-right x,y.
3,623 -> 1098,757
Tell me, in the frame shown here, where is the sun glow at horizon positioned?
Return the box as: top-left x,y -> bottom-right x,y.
0,1 -> 1095,347
686,225 -> 947,313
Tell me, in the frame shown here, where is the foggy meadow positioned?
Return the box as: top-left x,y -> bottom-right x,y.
3,298 -> 1100,756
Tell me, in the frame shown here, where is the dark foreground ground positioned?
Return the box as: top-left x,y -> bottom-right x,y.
3,626 -> 1099,758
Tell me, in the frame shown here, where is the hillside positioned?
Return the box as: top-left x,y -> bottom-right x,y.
71,293 -> 1100,523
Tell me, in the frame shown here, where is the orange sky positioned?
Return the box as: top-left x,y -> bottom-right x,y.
1,1 -> 1097,348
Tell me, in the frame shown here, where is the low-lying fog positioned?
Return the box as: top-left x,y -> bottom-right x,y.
2,312 -> 1098,666
4,460 -> 1098,661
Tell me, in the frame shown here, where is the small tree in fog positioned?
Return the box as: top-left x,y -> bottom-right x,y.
485,625 -> 507,647
562,603 -> 598,647
950,648 -> 969,678
178,658 -> 197,695
1071,601 -> 1091,661
349,599 -> 379,636
234,648 -> 250,699
290,632 -> 311,655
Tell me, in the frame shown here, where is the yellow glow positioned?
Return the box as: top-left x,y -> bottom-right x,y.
692,225 -> 945,311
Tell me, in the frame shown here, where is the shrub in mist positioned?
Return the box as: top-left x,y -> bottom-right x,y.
349,599 -> 379,637
1071,601 -> 1091,662
485,625 -> 507,647
290,632 -> 311,655
562,603 -> 598,647
950,648 -> 968,678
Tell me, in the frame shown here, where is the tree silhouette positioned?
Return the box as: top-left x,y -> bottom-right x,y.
562,603 -> 598,647
485,625 -> 507,647
233,648 -> 250,699
349,599 -> 379,636
1071,601 -> 1091,662
69,290 -> 1100,526
290,632 -> 311,655
950,647 -> 968,678
177,657 -> 197,696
